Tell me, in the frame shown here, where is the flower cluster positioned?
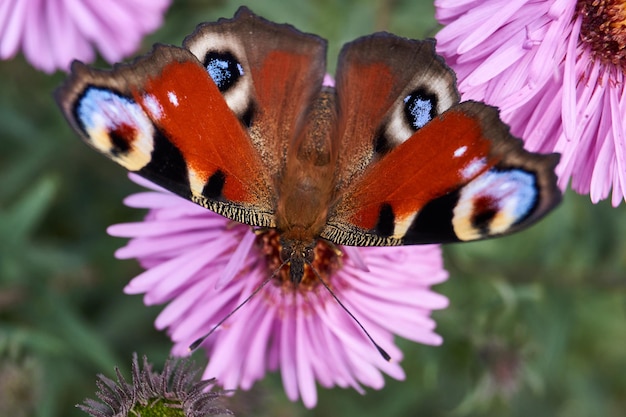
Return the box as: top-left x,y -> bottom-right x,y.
79,354 -> 231,417
0,0 -> 170,73
436,0 -> 626,206
108,175 -> 449,408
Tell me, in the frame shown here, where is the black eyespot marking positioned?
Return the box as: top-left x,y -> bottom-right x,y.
203,169 -> 226,199
73,86 -> 147,152
240,103 -> 255,128
404,88 -> 438,130
374,132 -> 392,156
374,203 -> 395,237
203,51 -> 243,92
470,196 -> 498,235
108,125 -> 135,155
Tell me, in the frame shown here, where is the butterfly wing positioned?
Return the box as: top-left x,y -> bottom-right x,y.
323,36 -> 561,245
56,7 -> 327,228
333,34 -> 460,189
183,7 -> 328,181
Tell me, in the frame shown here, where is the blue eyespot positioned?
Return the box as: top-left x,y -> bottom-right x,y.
203,51 -> 244,92
74,87 -> 154,171
403,88 -> 438,129
453,168 -> 539,240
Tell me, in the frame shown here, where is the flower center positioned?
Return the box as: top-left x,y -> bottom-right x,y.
255,230 -> 342,290
578,0 -> 626,69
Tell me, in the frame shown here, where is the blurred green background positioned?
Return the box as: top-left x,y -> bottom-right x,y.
0,1 -> 624,416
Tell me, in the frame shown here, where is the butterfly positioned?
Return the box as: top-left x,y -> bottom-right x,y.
56,6 -> 561,285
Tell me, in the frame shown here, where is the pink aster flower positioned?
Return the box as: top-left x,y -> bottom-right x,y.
107,174 -> 449,408
0,0 -> 171,73
435,0 -> 626,206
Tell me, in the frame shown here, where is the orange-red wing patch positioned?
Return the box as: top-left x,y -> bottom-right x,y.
336,109 -> 495,230
135,58 -> 270,206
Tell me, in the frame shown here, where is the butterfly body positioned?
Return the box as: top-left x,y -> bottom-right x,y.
273,87 -> 337,282
57,7 -> 561,283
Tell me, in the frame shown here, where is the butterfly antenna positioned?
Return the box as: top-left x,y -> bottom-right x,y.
188,260 -> 288,351
309,263 -> 391,362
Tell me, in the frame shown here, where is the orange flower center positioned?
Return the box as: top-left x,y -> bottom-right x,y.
578,0 -> 626,69
255,230 -> 342,291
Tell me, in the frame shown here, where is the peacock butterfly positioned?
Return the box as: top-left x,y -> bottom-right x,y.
56,7 -> 561,286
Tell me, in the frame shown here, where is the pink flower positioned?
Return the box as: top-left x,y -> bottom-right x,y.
0,0 -> 171,73
108,174 -> 449,408
435,0 -> 626,206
